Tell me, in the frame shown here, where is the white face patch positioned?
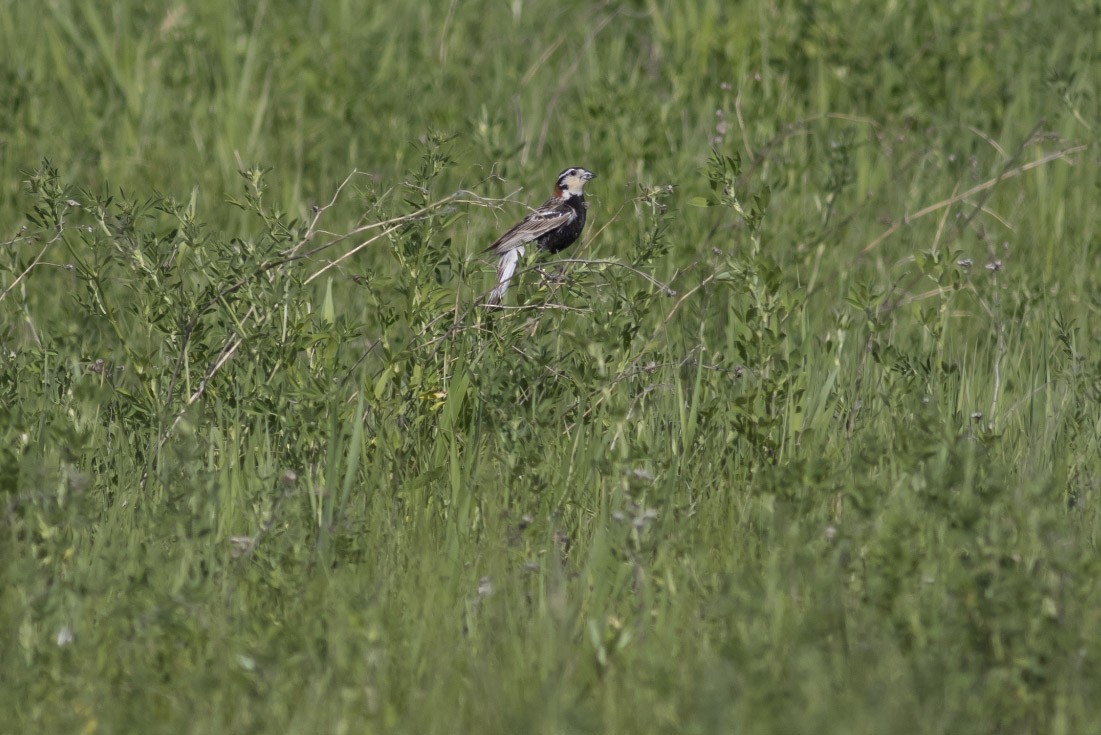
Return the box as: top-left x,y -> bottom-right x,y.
558,175 -> 581,196
556,168 -> 594,198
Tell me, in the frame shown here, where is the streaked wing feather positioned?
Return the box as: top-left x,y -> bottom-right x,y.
484,201 -> 575,254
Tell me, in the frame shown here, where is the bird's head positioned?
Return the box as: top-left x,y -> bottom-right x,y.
553,167 -> 596,199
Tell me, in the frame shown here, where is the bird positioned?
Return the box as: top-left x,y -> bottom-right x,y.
484,166 -> 596,306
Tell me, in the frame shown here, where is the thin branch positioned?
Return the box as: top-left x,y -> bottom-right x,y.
553,258 -> 677,296
0,243 -> 49,304
0,221 -> 67,305
153,174 -> 471,486
955,121 -> 1047,238
862,144 -> 1087,254
282,168 -> 365,256
143,330 -> 245,488
286,187 -> 466,260
303,191 -> 524,286
651,272 -> 718,338
966,124 -> 1009,159
304,223 -> 404,284
481,300 -> 589,313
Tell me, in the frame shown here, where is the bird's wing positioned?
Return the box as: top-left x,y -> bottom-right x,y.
484,201 -> 576,255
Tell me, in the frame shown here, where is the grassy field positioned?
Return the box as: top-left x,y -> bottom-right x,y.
3,1 -> 1100,732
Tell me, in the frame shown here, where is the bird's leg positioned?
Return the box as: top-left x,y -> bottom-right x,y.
536,262 -> 568,284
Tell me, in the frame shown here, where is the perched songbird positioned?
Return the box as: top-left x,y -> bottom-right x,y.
484,166 -> 596,306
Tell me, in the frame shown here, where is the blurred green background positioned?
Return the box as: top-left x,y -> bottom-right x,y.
2,1 -> 1100,733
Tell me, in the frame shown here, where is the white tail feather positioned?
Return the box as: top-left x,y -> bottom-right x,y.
487,245 -> 524,306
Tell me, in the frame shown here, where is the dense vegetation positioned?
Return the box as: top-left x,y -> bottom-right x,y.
3,1 -> 1100,732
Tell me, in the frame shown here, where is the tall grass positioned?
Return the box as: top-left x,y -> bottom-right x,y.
3,1 -> 1100,733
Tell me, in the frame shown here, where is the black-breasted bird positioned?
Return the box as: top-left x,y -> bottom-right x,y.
484,166 -> 596,306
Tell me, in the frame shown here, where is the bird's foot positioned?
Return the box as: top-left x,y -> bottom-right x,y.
536,265 -> 568,284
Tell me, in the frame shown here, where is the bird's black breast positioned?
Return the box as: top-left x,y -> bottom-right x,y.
536,197 -> 587,254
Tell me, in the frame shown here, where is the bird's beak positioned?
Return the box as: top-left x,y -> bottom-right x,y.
584,171 -> 596,180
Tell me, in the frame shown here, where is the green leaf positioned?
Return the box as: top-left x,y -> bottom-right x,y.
322,278 -> 335,324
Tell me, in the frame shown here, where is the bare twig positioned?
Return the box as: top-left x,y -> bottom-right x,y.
285,184 -> 468,260
304,223 -> 405,284
954,121 -> 1046,238
152,174 -> 475,487
143,330 -> 246,488
0,243 -> 49,305
282,168 -> 365,256
861,144 -> 1086,254
552,258 -> 677,296
651,271 -> 718,338
967,124 -> 1009,159
0,221 -> 67,305
162,182 -> 470,409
